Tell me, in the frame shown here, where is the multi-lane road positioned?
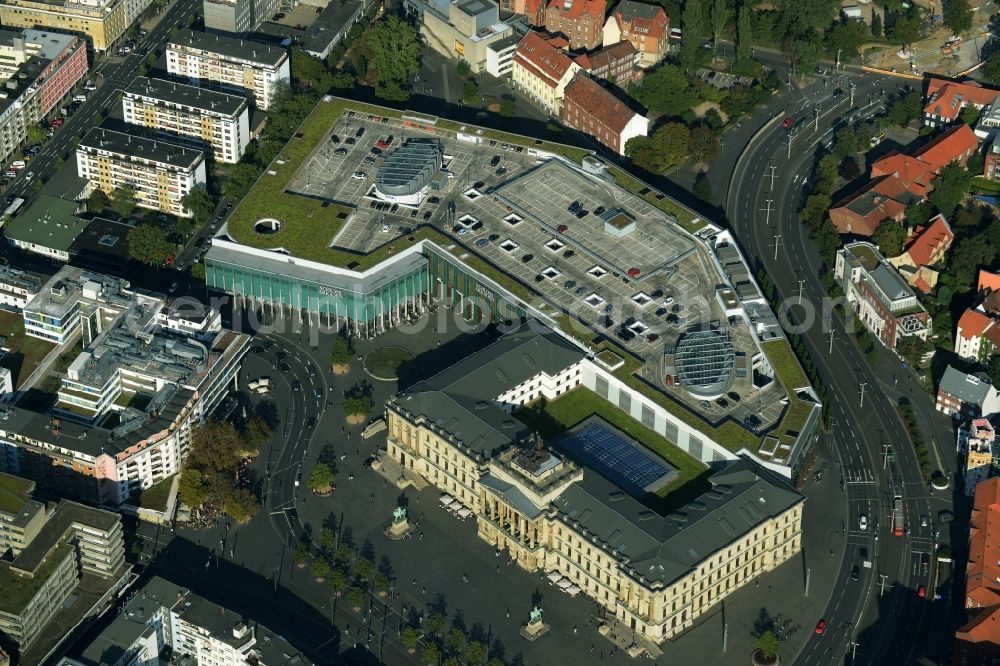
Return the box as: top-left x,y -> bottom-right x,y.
3,0 -> 205,224
727,69 -> 959,664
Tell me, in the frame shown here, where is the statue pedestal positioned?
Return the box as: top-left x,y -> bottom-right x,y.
519,620 -> 549,641
385,519 -> 410,541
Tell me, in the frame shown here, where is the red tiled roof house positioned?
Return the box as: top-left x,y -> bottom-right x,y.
544,0 -> 605,50
602,0 -> 669,66
573,39 -> 639,85
924,77 -> 1000,128
887,213 -> 953,293
511,31 -> 582,115
562,73 -> 648,154
955,478 -> 1000,665
828,125 -> 980,236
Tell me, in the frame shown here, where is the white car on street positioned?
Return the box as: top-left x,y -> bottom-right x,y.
352,171 -> 366,180
859,514 -> 868,531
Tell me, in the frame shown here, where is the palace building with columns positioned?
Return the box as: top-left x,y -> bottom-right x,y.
385,321 -> 805,643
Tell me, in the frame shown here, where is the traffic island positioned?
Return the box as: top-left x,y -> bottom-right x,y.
364,347 -> 414,381
930,471 -> 950,491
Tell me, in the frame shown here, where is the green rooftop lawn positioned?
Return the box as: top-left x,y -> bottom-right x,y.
133,475 -> 174,512
0,473 -> 34,514
516,388 -> 710,505
606,166 -> 708,235
223,96 -> 799,455
0,311 -> 55,389
591,339 -> 762,453
0,540 -> 73,613
760,339 -> 818,448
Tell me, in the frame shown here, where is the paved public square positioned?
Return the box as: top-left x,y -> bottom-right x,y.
118,301 -> 855,666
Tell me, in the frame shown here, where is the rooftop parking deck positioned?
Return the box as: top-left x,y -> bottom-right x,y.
221,99 -> 817,457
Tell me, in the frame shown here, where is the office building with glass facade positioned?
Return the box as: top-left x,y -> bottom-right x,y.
204,239 -> 529,336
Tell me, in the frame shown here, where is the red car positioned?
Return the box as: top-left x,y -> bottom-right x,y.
164,254 -> 175,266
918,585 -> 926,598
815,619 -> 827,634
557,224 -> 568,233
781,117 -> 793,129
627,267 -> 641,278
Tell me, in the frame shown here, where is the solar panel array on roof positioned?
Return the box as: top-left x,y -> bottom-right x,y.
558,417 -> 678,496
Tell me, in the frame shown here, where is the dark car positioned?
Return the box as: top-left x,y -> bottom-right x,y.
488,233 -> 500,241
938,510 -> 954,523
428,196 -> 441,204
715,397 -> 728,408
521,253 -> 534,263
563,249 -> 575,258
850,565 -> 859,581
307,416 -> 316,429
314,388 -> 323,399
593,206 -> 605,216
646,333 -> 660,343
291,379 -> 302,391
575,209 -> 588,219
534,274 -> 545,283
490,155 -> 501,167
279,362 -> 291,373
727,391 -> 741,402
655,307 -> 668,317
563,280 -> 577,289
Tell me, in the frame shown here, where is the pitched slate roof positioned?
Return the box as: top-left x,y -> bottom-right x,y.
575,39 -> 636,71
939,365 -> 994,405
389,322 -> 585,456
551,457 -> 803,585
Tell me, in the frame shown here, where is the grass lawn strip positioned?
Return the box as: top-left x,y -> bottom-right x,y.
0,310 -> 55,388
135,475 -> 174,512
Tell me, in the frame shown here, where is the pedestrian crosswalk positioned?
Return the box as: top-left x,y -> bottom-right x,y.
844,467 -> 876,484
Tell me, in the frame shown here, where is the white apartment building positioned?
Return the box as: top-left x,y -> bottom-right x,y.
3,267 -> 251,505
76,128 -> 207,218
0,265 -> 43,312
166,29 -> 290,110
123,76 -> 250,164
58,577 -> 313,666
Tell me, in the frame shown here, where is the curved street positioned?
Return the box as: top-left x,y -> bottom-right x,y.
725,71 -> 961,665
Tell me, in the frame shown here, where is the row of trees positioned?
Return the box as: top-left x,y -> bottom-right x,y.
177,418 -> 272,522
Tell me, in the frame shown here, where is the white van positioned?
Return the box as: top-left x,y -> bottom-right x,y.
9,160 -> 24,169
73,94 -> 87,103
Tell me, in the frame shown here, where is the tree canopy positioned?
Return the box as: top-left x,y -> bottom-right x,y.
944,0 -> 972,34
308,463 -> 335,491
331,331 -> 352,367
112,184 -> 138,219
625,122 -> 690,173
362,15 -> 420,93
632,65 -> 698,118
181,187 -> 214,224
128,223 -> 173,266
871,220 -> 908,256
224,487 -> 259,524
985,53 -> 1000,86
26,124 -> 47,146
927,163 -> 972,217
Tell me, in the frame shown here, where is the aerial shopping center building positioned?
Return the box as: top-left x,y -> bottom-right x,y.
205,101 -> 821,479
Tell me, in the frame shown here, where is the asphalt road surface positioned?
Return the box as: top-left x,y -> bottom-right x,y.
726,70 -> 960,665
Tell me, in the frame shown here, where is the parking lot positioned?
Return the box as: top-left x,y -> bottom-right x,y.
288,113 -> 541,254
285,109 -> 790,430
